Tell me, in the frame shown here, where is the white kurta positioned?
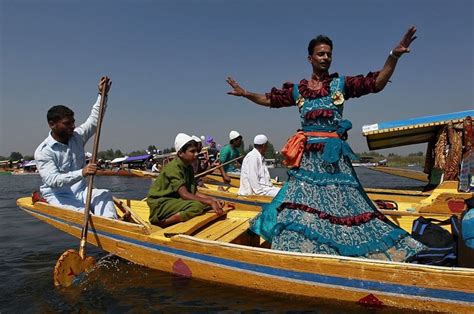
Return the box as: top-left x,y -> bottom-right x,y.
238,148 -> 280,197
34,95 -> 116,218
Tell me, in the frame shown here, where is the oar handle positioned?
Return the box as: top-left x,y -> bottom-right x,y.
195,155 -> 244,179
79,77 -> 110,259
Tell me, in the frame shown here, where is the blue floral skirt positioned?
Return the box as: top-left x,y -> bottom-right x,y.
250,151 -> 426,262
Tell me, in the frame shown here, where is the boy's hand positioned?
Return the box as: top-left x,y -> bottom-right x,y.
210,200 -> 224,216
223,174 -> 231,184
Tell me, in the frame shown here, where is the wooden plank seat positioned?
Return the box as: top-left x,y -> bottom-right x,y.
194,218 -> 250,242
163,206 -> 234,238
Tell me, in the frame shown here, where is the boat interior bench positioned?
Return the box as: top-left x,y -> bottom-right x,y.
123,199 -> 259,245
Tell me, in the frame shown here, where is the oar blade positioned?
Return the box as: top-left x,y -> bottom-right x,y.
53,249 -> 95,287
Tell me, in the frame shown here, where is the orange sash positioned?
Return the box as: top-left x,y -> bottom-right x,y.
281,131 -> 339,168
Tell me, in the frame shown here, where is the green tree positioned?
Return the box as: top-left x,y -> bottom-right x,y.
9,152 -> 23,161
147,145 -> 157,154
128,150 -> 146,157
264,141 -> 276,159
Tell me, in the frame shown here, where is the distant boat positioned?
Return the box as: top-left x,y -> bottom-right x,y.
352,156 -> 377,167
265,158 -> 276,168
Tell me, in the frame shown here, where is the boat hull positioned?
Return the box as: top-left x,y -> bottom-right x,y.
16,197 -> 474,312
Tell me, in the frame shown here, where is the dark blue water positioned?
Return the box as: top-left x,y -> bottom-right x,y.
0,170 -> 425,313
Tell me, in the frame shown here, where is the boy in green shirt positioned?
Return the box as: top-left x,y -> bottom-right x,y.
147,133 -> 224,227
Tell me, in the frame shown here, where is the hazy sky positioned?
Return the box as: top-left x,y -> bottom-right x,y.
1,0 -> 472,157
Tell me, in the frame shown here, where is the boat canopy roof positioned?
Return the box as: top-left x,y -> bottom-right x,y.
124,154 -> 151,163
110,156 -> 128,164
362,110 -> 474,150
23,160 -> 36,167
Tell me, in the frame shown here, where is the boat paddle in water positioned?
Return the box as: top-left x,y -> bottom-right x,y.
53,76 -> 111,287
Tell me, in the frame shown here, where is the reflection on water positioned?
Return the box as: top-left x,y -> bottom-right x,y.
0,171 -> 425,313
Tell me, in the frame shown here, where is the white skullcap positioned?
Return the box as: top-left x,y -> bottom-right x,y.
253,134 -> 268,145
175,133 -> 193,152
200,135 -> 206,142
229,130 -> 241,141
191,135 -> 201,143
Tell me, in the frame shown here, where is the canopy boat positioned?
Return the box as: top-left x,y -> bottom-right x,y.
16,196 -> 474,312
363,110 -> 474,188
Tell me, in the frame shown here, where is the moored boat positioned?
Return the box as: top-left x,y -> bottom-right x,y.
129,169 -> 159,178
96,169 -> 143,177
369,166 -> 429,182
16,196 -> 474,312
204,171 -> 283,188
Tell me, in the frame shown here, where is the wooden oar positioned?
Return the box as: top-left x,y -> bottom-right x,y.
53,76 -> 110,287
112,196 -> 152,233
195,155 -> 244,179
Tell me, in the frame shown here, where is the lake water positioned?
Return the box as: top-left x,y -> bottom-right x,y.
0,169 -> 426,313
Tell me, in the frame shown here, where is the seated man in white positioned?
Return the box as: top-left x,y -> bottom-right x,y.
34,77 -> 117,218
238,134 -> 280,197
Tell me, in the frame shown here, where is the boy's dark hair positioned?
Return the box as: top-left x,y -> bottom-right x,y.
47,105 -> 74,123
179,140 -> 197,153
307,35 -> 333,55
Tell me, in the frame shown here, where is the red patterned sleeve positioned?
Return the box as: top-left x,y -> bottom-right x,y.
265,82 -> 296,108
344,71 -> 380,99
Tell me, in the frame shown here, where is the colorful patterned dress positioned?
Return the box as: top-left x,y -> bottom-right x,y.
250,73 -> 426,261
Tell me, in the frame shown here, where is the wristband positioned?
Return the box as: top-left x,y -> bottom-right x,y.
389,50 -> 400,60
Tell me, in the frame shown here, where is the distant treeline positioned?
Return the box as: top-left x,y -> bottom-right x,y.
357,151 -> 425,167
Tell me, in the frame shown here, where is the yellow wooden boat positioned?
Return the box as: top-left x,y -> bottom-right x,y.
129,169 -> 159,178
369,166 -> 429,183
16,196 -> 474,312
204,171 -> 283,188
204,171 -> 242,187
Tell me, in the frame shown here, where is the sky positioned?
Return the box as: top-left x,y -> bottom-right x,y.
0,0 -> 472,158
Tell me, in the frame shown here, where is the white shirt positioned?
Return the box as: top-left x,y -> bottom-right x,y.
238,148 -> 280,197
35,95 -> 104,197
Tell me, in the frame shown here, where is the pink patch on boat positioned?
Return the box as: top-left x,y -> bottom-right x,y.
448,199 -> 465,213
172,258 -> 192,277
357,293 -> 384,307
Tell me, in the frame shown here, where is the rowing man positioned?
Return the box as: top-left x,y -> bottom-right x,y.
34,77 -> 116,218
